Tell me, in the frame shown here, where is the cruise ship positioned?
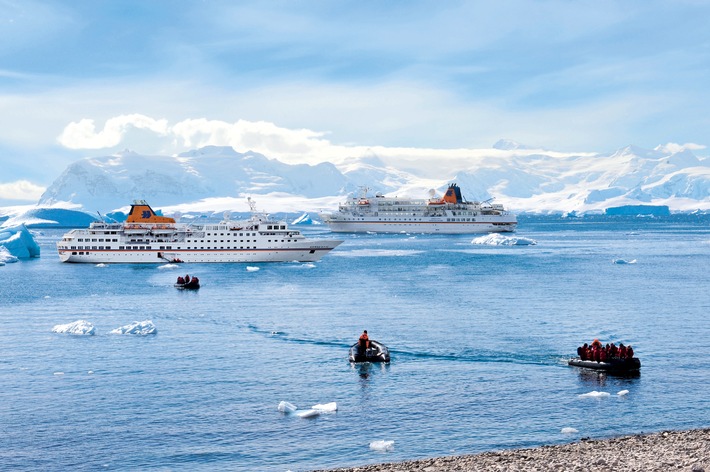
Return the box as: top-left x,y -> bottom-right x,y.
57,199 -> 343,263
320,183 -> 517,234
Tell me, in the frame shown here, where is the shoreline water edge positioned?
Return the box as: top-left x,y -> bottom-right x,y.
314,429 -> 709,472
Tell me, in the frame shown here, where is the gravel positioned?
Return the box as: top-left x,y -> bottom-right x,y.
313,429 -> 709,472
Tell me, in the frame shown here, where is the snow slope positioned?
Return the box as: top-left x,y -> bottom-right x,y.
30,142 -> 710,215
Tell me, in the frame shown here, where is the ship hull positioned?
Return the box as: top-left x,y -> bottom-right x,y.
323,219 -> 516,234
58,242 -> 341,264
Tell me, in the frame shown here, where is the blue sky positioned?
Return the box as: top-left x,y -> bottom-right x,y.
1,0 -> 709,202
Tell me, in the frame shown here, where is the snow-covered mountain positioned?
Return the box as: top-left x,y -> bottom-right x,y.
36,142 -> 710,215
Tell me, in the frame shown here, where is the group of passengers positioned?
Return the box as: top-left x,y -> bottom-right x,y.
176,274 -> 199,285
578,339 -> 634,362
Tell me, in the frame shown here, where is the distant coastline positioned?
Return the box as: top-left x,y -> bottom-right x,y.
314,429 -> 709,472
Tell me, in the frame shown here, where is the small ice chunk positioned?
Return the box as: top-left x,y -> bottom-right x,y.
52,320 -> 96,335
617,389 -> 630,396
295,409 -> 319,418
277,401 -> 297,413
96,263 -> 108,268
561,427 -> 579,434
53,372 -> 65,376
369,440 -> 395,451
110,320 -> 157,335
158,264 -> 178,270
579,390 -> 611,398
312,402 -> 337,412
246,266 -> 260,272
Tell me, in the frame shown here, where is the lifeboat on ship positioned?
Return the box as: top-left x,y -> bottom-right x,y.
349,339 -> 390,363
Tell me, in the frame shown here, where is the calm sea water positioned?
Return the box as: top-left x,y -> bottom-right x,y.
1,216 -> 709,471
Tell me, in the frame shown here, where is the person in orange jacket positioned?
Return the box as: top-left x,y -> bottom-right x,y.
359,330 -> 370,351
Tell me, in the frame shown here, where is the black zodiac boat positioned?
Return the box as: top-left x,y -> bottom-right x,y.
568,357 -> 641,372
349,339 -> 390,363
175,275 -> 200,290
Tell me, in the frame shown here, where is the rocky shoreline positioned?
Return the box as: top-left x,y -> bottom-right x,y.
314,429 -> 709,472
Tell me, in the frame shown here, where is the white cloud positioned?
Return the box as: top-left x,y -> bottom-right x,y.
0,180 -> 46,201
58,114 -> 169,149
655,142 -> 707,154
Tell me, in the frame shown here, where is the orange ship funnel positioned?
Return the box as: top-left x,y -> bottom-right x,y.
442,184 -> 463,204
126,200 -> 176,224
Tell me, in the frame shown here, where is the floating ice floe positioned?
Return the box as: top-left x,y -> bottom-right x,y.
295,409 -> 319,418
613,258 -> 637,264
369,440 -> 395,452
471,234 -> 537,246
110,320 -> 157,335
246,266 -> 260,272
96,263 -> 108,268
561,427 -> 579,434
0,224 -> 40,260
278,400 -> 329,418
312,402 -> 337,412
52,320 -> 96,335
617,389 -> 630,396
277,401 -> 298,413
579,390 -> 611,398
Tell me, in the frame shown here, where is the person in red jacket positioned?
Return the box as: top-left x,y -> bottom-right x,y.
626,345 -> 634,359
619,343 -> 627,359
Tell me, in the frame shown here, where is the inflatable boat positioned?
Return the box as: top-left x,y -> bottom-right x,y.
349,339 -> 390,363
175,276 -> 200,289
568,357 -> 640,372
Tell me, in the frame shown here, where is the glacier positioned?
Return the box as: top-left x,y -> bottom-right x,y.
0,224 -> 41,260
1,141 -> 706,218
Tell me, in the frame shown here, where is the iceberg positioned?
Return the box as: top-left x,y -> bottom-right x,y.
471,233 -> 537,246
291,213 -> 314,225
0,224 -> 40,259
110,320 -> 157,335
0,246 -> 18,265
52,320 -> 96,335
369,440 -> 395,452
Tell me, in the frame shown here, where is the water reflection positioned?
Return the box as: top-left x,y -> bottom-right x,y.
577,368 -> 640,386
351,361 -> 390,386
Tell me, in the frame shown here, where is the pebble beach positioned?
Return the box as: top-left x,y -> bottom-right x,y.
315,429 -> 709,472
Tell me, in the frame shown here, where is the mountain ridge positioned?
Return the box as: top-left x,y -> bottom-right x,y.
36,142 -> 710,214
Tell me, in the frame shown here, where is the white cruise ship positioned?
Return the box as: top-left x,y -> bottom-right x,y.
320,183 -> 517,234
57,199 -> 342,263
